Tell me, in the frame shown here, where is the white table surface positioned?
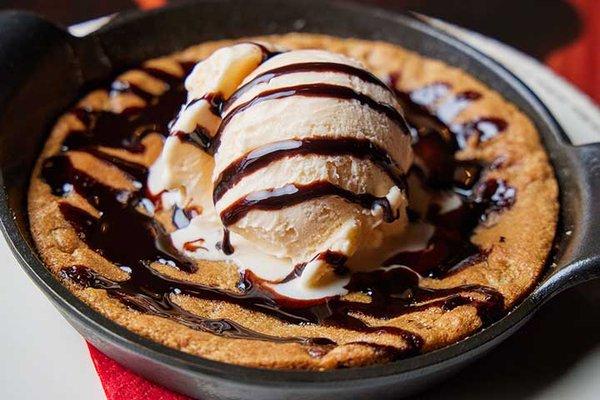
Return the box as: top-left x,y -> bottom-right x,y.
1,14 -> 598,400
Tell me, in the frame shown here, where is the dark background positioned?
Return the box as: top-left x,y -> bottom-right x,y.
0,0 -> 597,102
0,0 -> 581,58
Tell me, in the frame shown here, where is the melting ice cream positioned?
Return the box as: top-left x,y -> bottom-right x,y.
149,42 -> 419,299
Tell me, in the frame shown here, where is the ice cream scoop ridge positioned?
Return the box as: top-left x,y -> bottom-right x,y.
148,42 -> 415,299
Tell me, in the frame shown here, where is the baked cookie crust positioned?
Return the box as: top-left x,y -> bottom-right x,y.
28,33 -> 558,370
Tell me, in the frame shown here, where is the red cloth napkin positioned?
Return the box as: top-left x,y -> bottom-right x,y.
87,343 -> 190,400
545,0 -> 599,104
86,1 -> 598,399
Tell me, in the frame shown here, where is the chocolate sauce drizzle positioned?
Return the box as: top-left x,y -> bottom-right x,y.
224,61 -> 391,111
216,228 -> 234,255
60,265 -> 333,346
384,76 -> 515,278
280,250 -> 349,284
42,156 -> 196,275
173,127 -> 213,152
213,82 -> 410,152
392,78 -> 508,149
182,92 -> 225,118
40,58 -> 514,360
220,180 -> 397,226
64,66 -> 190,154
213,137 -> 406,203
247,41 -> 281,62
454,117 -> 508,149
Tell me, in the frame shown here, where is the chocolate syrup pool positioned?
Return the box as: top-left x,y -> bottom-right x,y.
40,55 -> 513,360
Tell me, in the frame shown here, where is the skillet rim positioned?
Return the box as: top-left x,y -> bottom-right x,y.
0,0 -> 591,386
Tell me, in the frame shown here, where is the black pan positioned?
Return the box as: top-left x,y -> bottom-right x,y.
0,1 -> 598,399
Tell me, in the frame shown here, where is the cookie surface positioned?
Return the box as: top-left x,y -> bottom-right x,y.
28,33 -> 558,369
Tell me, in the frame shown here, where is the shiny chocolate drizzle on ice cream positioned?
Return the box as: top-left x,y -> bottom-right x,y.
41,43 -> 513,359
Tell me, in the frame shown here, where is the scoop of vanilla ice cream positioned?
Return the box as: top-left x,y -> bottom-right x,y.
149,43 -> 266,209
213,49 -> 413,275
149,43 -> 414,296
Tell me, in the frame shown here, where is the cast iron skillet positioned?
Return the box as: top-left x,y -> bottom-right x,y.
0,1 -> 598,399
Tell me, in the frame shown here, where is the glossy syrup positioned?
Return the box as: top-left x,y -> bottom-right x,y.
64,66 -> 190,153
212,137 -> 406,202
220,180 -> 398,226
216,228 -> 234,255
41,58 -> 513,359
213,82 -> 410,152
224,61 -> 391,110
385,75 -> 514,278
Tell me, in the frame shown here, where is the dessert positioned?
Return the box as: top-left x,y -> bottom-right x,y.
28,34 -> 558,369
149,44 -> 413,299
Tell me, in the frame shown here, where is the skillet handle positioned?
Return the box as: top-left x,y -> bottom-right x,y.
0,11 -> 111,94
0,11 -> 74,107
0,11 -> 111,202
537,142 -> 600,299
570,142 -> 600,273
